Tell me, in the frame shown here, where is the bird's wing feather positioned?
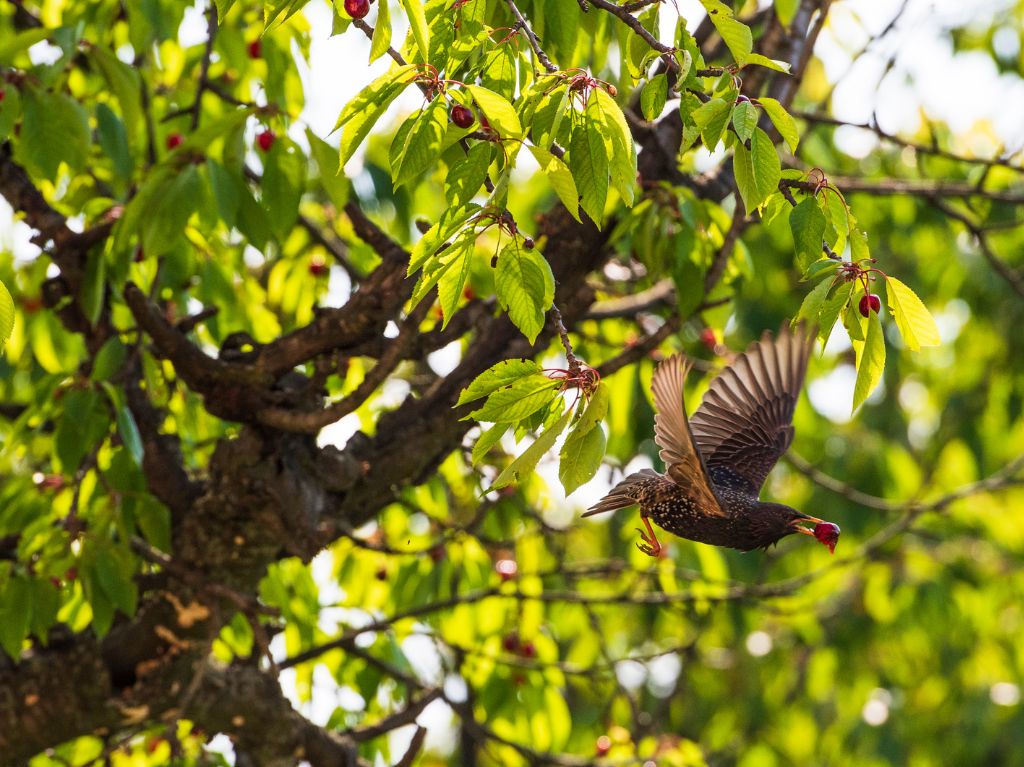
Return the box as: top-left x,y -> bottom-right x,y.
689,322 -> 813,496
650,354 -> 725,517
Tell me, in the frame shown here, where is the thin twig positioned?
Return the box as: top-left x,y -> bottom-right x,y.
504,0 -> 558,74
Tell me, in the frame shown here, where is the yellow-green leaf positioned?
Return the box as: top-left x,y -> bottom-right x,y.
758,96 -> 799,153
853,312 -> 885,412
399,0 -> 430,63
0,279 -> 14,345
492,407 -> 573,490
885,276 -> 940,351
466,85 -> 522,139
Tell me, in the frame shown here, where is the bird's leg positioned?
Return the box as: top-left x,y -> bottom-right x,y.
636,515 -> 665,558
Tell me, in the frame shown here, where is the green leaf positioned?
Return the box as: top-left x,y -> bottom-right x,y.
469,375 -> 560,422
774,0 -> 799,25
370,0 -> 392,62
0,279 -> 14,345
394,97 -> 448,187
0,576 -> 31,658
472,423 -> 510,465
306,128 -> 350,210
802,258 -> 839,282
818,282 -> 854,345
334,64 -> 415,132
731,100 -> 758,142
492,407 -> 573,490
641,74 -> 668,121
733,127 -> 781,212
411,229 -> 475,306
757,97 -> 799,153
885,277 -> 941,351
572,381 -> 609,436
115,405 -> 145,467
559,418 -> 606,495
408,203 -> 477,274
18,86 -> 91,181
494,244 -> 556,343
93,546 -> 138,616
589,88 -> 636,206
823,190 -> 850,254
458,359 -> 543,407
569,123 -> 608,225
91,337 -> 127,382
796,276 -> 833,326
446,143 -> 492,207
466,85 -> 522,139
95,103 -> 134,182
337,67 -> 416,165
699,0 -> 752,64
853,312 -> 885,412
742,53 -> 791,72
87,45 -> 143,146
528,146 -> 580,222
54,389 -> 110,474
790,197 -> 826,271
140,164 -> 201,257
850,226 -> 870,262
437,243 -> 472,328
691,97 -> 731,149
399,0 -> 430,62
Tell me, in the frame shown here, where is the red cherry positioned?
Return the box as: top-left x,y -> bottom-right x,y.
344,0 -> 370,18
0,90 -> 6,103
309,257 -> 328,277
247,40 -> 262,59
134,246 -> 146,263
813,522 -> 840,554
700,328 -> 717,350
522,236 -> 535,250
21,297 -> 43,314
495,559 -> 517,581
450,104 -> 474,129
257,130 -> 275,152
502,633 -> 520,653
520,640 -> 536,658
375,566 -> 388,581
429,544 -> 445,562
596,735 -> 612,756
736,94 -> 750,104
64,567 -> 78,582
479,114 -> 491,131
859,293 -> 881,317
166,133 -> 183,150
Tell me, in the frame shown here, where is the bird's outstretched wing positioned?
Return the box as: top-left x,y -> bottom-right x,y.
688,323 -> 814,497
650,354 -> 725,517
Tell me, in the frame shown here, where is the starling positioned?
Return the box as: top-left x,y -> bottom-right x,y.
583,323 -> 840,556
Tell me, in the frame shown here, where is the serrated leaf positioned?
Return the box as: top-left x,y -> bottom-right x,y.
699,0 -> 752,64
690,97 -> 730,148
408,203 -> 477,274
492,407 -> 573,490
757,97 -> 799,153
742,53 -> 791,72
850,226 -> 870,262
334,65 -> 415,132
589,88 -> 636,206
411,230 -> 474,305
88,45 -> 143,147
852,312 -> 885,412
559,419 -> 606,495
731,100 -> 758,142
818,282 -> 853,345
437,244 -> 472,328
495,244 -> 555,343
19,86 -> 91,181
790,196 -> 826,271
472,423 -> 510,465
394,97 -> 448,187
446,143 -> 491,207
458,359 -> 543,406
370,0 -> 392,62
641,74 -> 668,121
885,277 -> 940,351
528,145 -> 580,222
823,190 -> 850,254
399,0 -> 430,62
0,279 -> 14,345
469,375 -> 560,422
733,127 -> 781,212
569,123 -> 608,224
796,276 -> 833,326
844,299 -> 866,342
573,381 -> 609,435
466,85 -> 522,139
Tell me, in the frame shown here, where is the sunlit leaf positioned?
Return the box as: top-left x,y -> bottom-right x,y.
885,276 -> 941,351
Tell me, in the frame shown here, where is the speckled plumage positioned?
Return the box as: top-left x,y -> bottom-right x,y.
583,323 -> 831,554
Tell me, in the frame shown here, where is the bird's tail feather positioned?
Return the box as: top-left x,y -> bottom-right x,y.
581,469 -> 659,517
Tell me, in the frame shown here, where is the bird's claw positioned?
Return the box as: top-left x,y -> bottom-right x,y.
635,528 -> 665,558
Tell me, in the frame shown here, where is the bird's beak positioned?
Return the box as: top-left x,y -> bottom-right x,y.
791,515 -> 840,554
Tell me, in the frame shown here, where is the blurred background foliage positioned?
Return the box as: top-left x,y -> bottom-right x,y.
1,0 -> 1023,765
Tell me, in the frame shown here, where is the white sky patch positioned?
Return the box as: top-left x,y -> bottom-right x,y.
990,682 -> 1021,706
808,363 -> 857,424
615,659 -> 648,691
745,630 -> 772,657
862,688 -> 893,726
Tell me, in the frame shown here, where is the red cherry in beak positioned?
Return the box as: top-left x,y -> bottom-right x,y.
813,522 -> 840,554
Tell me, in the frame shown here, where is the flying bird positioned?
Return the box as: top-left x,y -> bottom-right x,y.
583,323 -> 840,556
